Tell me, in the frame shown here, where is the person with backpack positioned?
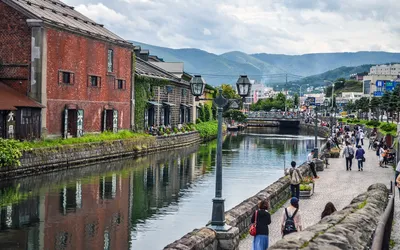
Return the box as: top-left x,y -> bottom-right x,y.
250,200 -> 271,250
342,142 -> 354,171
355,145 -> 365,171
281,197 -> 302,237
288,161 -> 303,199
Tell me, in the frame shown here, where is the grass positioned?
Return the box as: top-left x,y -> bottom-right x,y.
341,118 -> 397,136
390,239 -> 395,249
21,130 -> 151,149
357,200 -> 367,209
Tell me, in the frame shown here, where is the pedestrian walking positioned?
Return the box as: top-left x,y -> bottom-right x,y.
355,145 -> 365,171
382,146 -> 389,167
359,130 -> 365,146
251,200 -> 271,250
351,133 -> 356,145
355,131 -> 360,147
287,161 -> 303,199
307,149 -> 319,179
378,145 -> 385,167
321,202 -> 337,219
281,197 -> 302,237
342,142 -> 354,171
395,160 -> 400,194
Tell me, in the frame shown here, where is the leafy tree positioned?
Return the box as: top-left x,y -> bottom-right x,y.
221,84 -> 240,99
204,103 -> 212,121
199,104 -> 206,122
223,109 -> 247,123
345,100 -> 355,113
293,93 -> 299,108
381,91 -> 391,122
369,97 -> 381,119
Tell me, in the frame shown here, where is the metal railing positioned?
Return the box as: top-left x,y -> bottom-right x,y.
247,112 -> 303,119
371,181 -> 395,250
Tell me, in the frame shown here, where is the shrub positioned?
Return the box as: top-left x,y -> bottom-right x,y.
300,184 -> 312,191
338,118 -> 343,122
204,104 -> 212,121
366,120 -> 381,127
0,139 -> 25,168
173,127 -> 179,134
194,121 -> 219,138
380,123 -> 397,133
196,118 -> 202,124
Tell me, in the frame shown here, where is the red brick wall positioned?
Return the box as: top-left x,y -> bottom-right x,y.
0,1 -> 31,94
46,28 -> 132,135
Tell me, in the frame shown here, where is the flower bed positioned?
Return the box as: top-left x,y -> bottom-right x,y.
300,177 -> 315,198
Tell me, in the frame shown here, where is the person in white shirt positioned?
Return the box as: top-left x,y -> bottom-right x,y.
307,149 -> 319,179
359,130 -> 365,146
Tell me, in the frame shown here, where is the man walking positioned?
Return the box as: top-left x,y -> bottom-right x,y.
307,149 -> 319,179
288,161 -> 303,199
343,142 -> 354,171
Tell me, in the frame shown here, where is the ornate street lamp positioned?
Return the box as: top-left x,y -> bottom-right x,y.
190,75 -> 206,97
189,75 -> 251,231
236,75 -> 252,97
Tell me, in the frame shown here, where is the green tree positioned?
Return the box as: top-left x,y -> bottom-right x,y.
293,93 -> 299,108
369,97 -> 381,119
199,104 -> 206,122
381,91 -> 391,122
223,109 -> 247,123
204,104 -> 212,121
221,84 -> 240,99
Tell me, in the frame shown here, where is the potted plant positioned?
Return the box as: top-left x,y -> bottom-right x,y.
300,176 -> 315,198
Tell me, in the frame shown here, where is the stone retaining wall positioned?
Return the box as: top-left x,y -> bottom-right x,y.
269,183 -> 389,250
164,162 -> 312,250
299,123 -> 330,138
0,132 -> 203,180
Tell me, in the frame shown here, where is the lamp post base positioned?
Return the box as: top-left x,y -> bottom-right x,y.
314,147 -> 319,159
208,224 -> 232,232
210,197 -> 227,231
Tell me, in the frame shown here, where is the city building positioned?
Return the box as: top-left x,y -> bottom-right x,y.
134,48 -> 193,130
0,0 -> 135,139
363,74 -> 399,96
370,64 -> 400,76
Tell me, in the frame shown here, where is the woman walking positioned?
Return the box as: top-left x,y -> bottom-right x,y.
355,145 -> 365,171
281,197 -> 303,237
251,200 -> 271,250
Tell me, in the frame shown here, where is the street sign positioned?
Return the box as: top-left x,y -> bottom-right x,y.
306,97 -> 316,106
376,80 -> 384,87
374,91 -> 384,97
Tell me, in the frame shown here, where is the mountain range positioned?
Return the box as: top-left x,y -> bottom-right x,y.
132,41 -> 400,86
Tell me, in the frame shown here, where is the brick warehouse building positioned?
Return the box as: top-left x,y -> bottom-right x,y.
0,0 -> 135,138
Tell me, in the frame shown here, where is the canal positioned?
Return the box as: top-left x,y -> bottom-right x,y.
0,128 -> 324,250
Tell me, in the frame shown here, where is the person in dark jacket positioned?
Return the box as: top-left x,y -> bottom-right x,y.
251,200 -> 271,250
355,145 -> 365,171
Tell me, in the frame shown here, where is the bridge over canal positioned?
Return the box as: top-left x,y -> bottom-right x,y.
246,112 -> 303,127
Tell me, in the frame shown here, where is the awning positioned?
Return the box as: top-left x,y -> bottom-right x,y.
0,82 -> 44,110
180,103 -> 190,108
147,101 -> 162,106
163,102 -> 176,107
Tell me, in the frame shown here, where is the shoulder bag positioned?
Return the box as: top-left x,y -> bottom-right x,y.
249,210 -> 258,236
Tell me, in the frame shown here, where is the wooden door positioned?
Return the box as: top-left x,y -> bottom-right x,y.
67,109 -> 77,137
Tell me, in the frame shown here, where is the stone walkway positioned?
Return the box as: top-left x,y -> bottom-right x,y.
239,145 -> 394,249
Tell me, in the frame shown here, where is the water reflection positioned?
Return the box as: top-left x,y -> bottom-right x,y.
0,129 -> 323,250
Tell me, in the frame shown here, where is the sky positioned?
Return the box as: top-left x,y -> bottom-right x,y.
63,0 -> 400,55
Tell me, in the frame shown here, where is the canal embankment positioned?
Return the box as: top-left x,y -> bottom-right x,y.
1,131 -> 204,180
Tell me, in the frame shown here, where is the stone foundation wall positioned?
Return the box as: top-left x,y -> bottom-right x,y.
299,123 -> 330,138
164,162 -> 312,250
269,183 -> 389,250
0,132 -> 202,180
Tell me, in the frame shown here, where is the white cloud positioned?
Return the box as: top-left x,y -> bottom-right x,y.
63,0 -> 400,55
203,28 -> 211,36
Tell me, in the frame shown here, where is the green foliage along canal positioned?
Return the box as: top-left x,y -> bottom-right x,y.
0,128 -> 324,250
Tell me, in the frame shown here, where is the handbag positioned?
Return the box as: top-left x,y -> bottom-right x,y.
249,210 -> 258,236
362,156 -> 366,162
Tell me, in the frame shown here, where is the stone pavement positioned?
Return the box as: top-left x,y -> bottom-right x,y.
238,145 -> 394,249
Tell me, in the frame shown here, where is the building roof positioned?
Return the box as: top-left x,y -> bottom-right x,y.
0,82 -> 44,110
4,0 -> 133,47
136,57 -> 189,86
150,62 -> 184,78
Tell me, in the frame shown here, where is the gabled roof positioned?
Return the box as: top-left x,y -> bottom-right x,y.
4,0 -> 133,47
0,82 -> 44,110
136,57 -> 189,86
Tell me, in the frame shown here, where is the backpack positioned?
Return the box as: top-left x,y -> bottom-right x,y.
347,146 -> 354,159
290,169 -> 301,185
283,208 -> 298,235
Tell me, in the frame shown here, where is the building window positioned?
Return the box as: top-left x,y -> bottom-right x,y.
116,79 -> 126,90
58,71 -> 75,85
107,49 -> 113,73
88,75 -> 101,87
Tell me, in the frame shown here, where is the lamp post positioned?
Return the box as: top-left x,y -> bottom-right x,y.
314,104 -> 319,159
190,75 -> 251,231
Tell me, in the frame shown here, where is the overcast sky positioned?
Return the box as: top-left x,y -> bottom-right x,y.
63,0 -> 400,55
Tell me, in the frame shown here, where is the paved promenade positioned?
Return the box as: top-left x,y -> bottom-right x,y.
239,145 -> 394,249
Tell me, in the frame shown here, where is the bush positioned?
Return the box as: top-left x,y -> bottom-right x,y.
366,120 -> 381,127
194,121 -> 219,138
204,104 -> 212,121
196,118 -> 202,124
300,184 -> 312,191
338,118 -> 343,122
380,123 -> 397,133
347,119 -> 360,124
0,139 -> 25,168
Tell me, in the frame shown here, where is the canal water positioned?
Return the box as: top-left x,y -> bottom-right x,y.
0,128 -> 324,250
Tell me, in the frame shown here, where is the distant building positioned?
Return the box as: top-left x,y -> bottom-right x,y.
340,92 -> 365,102
363,74 -> 398,96
350,73 -> 367,82
370,64 -> 400,76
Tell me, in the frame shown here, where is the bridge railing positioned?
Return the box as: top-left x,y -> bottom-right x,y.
247,112 -> 303,119
370,181 -> 395,250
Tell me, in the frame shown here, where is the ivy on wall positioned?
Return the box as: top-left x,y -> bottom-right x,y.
134,75 -> 168,131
